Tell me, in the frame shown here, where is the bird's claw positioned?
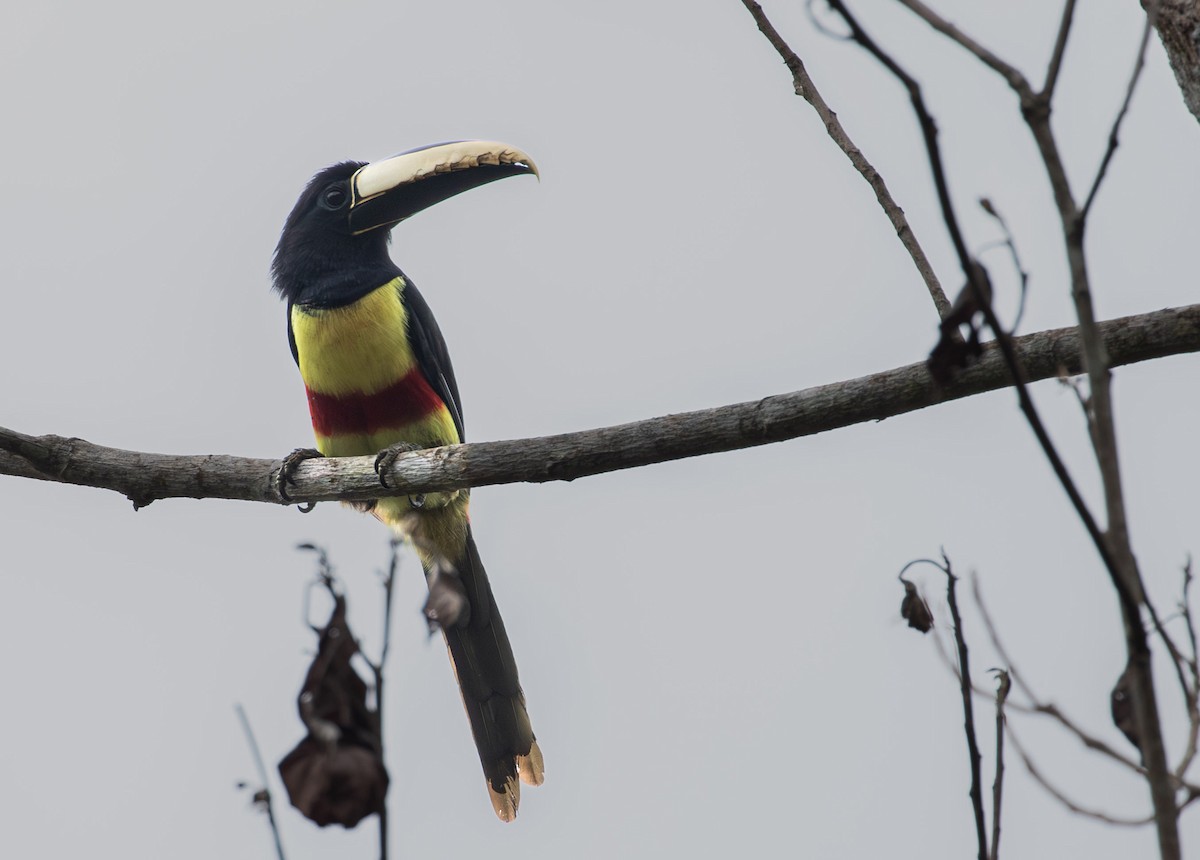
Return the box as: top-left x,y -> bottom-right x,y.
374,441 -> 421,489
278,447 -> 325,510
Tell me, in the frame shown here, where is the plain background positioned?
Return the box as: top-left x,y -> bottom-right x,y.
2,1 -> 1198,857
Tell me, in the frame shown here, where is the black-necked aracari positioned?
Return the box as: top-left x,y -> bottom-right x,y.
271,141 -> 543,822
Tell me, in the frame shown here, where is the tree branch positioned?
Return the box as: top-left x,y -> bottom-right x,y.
887,4 -> 1180,852
1147,0 -> 1200,125
893,0 -> 1032,94
2,305 -> 1197,506
740,0 -> 950,317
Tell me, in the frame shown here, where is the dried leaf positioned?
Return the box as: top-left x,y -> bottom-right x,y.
900,579 -> 934,634
278,592 -> 388,828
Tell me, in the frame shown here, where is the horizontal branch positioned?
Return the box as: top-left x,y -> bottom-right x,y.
2,304 -> 1198,508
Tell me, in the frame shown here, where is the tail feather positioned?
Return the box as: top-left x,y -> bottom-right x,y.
518,741 -> 545,787
438,526 -> 542,820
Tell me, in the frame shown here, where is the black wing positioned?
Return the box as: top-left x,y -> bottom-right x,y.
287,300 -> 300,366
399,277 -> 466,442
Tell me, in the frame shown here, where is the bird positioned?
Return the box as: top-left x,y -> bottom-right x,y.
271,140 -> 543,821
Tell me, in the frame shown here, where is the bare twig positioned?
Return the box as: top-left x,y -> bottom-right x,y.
1041,0 -> 1078,99
375,537 -> 401,675
1033,702 -> 1149,777
938,589 -> 1200,802
940,555 -> 989,860
933,575 -> 1200,816
1173,558 -> 1200,782
824,1 -> 972,275
738,0 -> 950,317
1056,373 -> 1093,433
977,199 -> 1030,334
900,556 -> 990,855
1145,594 -> 1193,721
1080,8 -> 1157,220
990,670 -> 1010,860
897,558 -> 948,581
361,538 -> 402,860
934,592 -> 1200,793
1007,722 -> 1155,826
893,0 -> 1030,93
299,543 -> 337,633
1184,559 -> 1199,677
235,704 -> 287,860
971,577 -> 1146,776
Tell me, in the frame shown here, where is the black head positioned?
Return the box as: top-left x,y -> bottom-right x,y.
272,161 -> 395,308
272,142 -> 539,308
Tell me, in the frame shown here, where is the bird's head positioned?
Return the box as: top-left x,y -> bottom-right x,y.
272,141 -> 538,307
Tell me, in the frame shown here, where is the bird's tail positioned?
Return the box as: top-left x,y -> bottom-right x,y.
435,526 -> 543,821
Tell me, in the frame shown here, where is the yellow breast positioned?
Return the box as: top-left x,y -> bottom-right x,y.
291,277 -> 416,397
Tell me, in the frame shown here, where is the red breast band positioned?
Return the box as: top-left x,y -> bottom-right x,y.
306,368 -> 444,437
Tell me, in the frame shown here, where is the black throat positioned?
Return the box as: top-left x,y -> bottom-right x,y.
272,225 -> 400,309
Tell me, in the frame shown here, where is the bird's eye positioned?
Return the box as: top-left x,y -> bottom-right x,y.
322,185 -> 348,210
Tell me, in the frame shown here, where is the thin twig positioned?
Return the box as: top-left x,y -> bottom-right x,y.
942,576 -> 1200,807
1080,7 -> 1157,220
893,0 -> 1030,93
1041,0 -> 1078,99
941,555 -> 989,860
1184,560 -> 1199,678
1145,592 -> 1193,719
936,604 -> 1200,799
1173,558 -> 1200,781
372,539 -> 401,860
926,587 -> 1200,796
990,670 -> 1010,860
1184,560 -> 1199,680
377,537 -> 401,673
971,576 -> 1146,776
978,199 -> 1030,334
1032,702 -> 1148,776
825,1 -> 973,275
356,540 -> 401,860
1056,374 -> 1093,437
299,543 -> 337,632
235,704 -> 288,860
1006,722 -> 1155,826
738,0 -> 950,317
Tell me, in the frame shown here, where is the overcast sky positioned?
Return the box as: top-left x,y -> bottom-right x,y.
2,1 -> 1198,857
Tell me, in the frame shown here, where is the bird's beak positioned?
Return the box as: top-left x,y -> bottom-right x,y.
348,140 -> 539,234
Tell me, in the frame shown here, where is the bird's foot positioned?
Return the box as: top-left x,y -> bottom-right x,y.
277,447 -> 325,511
374,441 -> 422,490
424,561 -> 469,631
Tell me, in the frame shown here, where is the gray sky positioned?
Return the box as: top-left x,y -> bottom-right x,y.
2,1 -> 1198,857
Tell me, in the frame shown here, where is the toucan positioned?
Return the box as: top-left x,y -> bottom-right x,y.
271,141 -> 543,821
